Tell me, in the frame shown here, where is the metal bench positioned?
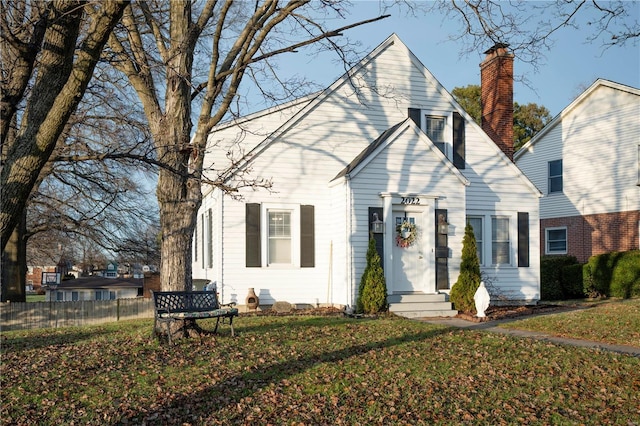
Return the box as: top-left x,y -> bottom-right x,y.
152,291 -> 238,344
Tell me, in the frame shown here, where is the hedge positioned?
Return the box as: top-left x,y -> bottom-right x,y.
540,255 -> 579,301
585,250 -> 640,298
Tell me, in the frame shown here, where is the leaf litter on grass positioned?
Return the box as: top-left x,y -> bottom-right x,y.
1,315 -> 639,425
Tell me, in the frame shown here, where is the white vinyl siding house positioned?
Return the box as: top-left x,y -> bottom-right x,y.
516,79 -> 640,262
194,34 -> 541,308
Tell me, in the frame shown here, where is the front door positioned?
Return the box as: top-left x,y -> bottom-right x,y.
391,208 -> 429,293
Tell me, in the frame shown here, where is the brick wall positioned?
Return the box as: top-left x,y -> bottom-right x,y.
541,210 -> 640,263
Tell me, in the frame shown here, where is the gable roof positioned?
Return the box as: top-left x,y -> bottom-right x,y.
56,277 -> 143,290
332,118 -> 470,186
514,79 -> 640,160
211,33 -> 540,196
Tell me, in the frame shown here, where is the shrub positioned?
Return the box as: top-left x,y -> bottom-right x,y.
450,223 -> 481,313
358,235 -> 388,314
540,255 -> 578,300
562,264 -> 585,299
585,250 -> 640,298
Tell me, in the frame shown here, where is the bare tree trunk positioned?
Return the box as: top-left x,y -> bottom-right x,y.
1,212 -> 26,302
0,0 -> 128,252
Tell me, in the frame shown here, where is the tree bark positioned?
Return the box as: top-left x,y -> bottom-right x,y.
1,211 -> 26,302
0,0 -> 128,253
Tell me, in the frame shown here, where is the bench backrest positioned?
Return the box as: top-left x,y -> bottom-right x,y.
152,291 -> 220,314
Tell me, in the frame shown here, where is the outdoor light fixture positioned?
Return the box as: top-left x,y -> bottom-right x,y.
438,214 -> 449,235
371,212 -> 384,234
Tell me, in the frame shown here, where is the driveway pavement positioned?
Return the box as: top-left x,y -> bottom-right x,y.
417,316 -> 640,358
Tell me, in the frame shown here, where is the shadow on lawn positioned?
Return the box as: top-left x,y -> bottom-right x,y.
1,328 -> 114,353
118,325 -> 451,424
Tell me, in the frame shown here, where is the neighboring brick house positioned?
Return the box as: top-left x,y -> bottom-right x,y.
515,79 -> 640,263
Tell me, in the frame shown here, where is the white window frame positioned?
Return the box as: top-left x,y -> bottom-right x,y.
466,216 -> 485,266
467,212 -> 516,268
491,216 -> 511,266
548,159 -> 563,194
56,291 -> 64,301
422,111 -> 453,158
545,227 -> 568,254
261,204 -> 300,267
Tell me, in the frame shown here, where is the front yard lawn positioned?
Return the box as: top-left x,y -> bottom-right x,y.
1,311 -> 639,425
502,298 -> 640,347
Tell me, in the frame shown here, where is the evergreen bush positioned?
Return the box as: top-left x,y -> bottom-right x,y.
562,264 -> 585,299
358,235 -> 388,314
585,250 -> 640,298
450,223 -> 481,314
540,255 -> 578,300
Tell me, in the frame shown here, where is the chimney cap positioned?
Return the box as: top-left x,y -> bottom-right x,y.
484,43 -> 510,55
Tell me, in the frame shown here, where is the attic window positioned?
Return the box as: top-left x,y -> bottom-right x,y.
425,115 -> 446,154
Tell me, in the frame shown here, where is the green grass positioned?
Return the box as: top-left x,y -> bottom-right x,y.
26,294 -> 46,302
503,298 -> 640,347
1,312 -> 639,425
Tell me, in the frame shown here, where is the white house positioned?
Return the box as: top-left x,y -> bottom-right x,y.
45,277 -> 143,302
193,34 -> 541,315
515,79 -> 640,263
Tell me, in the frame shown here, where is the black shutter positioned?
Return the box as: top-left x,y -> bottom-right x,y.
368,207 -> 384,269
246,203 -> 261,267
408,108 -> 421,126
518,212 -> 530,267
300,205 -> 315,268
435,209 -> 449,290
453,111 -> 465,169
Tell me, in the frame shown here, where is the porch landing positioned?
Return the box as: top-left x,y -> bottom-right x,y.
388,293 -> 458,318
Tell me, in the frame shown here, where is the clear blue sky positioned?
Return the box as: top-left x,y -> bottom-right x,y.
272,1 -> 640,117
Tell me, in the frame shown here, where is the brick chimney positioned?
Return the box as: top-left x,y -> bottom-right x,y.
480,43 -> 514,160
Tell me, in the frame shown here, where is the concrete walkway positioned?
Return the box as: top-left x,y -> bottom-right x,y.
417,316 -> 640,358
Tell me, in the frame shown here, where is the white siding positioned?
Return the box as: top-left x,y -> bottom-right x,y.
195,34 -> 541,306
348,129 -> 467,295
517,83 -> 640,218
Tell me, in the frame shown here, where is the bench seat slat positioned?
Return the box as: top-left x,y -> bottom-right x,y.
158,308 -> 238,319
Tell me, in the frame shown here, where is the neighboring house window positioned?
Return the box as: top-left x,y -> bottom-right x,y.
110,291 -> 116,300
95,291 -> 103,300
72,291 -> 79,301
548,159 -> 563,193
56,291 -> 64,301
425,115 -> 446,154
492,217 -> 510,265
466,216 -> 484,265
546,227 -> 567,254
268,210 -> 292,264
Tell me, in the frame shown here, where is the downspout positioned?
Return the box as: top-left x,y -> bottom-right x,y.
217,189 -> 225,303
346,178 -> 354,308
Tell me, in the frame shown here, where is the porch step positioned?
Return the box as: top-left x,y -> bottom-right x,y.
388,293 -> 458,318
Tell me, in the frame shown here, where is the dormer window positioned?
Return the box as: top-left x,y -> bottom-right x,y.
425,115 -> 446,154
407,108 -> 464,167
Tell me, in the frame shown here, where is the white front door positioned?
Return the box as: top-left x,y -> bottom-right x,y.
391,208 -> 429,293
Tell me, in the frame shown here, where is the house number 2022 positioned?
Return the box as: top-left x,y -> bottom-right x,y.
401,197 -> 420,205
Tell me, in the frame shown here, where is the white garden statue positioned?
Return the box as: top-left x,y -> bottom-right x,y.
474,281 -> 491,318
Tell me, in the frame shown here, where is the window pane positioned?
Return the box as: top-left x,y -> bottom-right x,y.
548,160 -> 563,193
547,228 -> 567,253
492,217 -> 510,265
425,116 -> 446,142
268,211 -> 291,264
467,217 -> 483,264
